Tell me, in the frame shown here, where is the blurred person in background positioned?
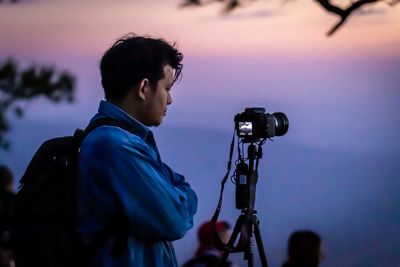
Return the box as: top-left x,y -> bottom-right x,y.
182,220 -> 237,267
281,230 -> 325,267
0,165 -> 15,267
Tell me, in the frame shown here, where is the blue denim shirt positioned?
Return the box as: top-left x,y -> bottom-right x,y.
76,100 -> 198,267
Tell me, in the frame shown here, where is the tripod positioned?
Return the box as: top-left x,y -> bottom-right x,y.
218,144 -> 269,267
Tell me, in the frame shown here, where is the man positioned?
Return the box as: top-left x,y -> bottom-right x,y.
76,34 -> 198,267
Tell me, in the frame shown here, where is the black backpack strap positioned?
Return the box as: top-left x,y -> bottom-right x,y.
76,117 -> 136,262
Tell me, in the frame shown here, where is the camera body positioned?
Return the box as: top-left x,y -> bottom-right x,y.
234,107 -> 289,143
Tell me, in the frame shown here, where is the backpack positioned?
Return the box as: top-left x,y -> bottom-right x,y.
11,117 -> 135,267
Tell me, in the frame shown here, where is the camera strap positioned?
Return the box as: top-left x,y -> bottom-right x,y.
211,128 -> 236,251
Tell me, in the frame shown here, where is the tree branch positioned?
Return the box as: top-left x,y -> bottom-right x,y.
315,0 -> 381,36
180,0 -> 394,35
0,59 -> 76,150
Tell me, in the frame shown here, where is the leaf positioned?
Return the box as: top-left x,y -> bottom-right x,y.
0,59 -> 17,93
0,140 -> 10,151
14,106 -> 24,118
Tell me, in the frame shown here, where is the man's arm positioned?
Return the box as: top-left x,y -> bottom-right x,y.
107,140 -> 198,241
162,163 -> 198,217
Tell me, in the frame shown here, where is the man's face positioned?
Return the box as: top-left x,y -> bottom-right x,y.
143,64 -> 174,126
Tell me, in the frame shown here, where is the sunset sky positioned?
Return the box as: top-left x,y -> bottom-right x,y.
1,1 -> 399,267
1,0 -> 399,58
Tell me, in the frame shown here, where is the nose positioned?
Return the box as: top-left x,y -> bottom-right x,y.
167,91 -> 172,105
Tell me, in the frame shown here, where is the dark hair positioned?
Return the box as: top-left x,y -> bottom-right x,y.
0,165 -> 14,189
286,230 -> 321,267
100,34 -> 183,101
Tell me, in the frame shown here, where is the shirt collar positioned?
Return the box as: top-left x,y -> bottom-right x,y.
92,100 -> 152,141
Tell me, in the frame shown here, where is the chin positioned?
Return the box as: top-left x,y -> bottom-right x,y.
152,119 -> 163,127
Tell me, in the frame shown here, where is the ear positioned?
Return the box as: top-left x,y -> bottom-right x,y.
137,78 -> 150,101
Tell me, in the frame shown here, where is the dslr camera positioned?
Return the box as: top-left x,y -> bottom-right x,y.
234,107 -> 289,142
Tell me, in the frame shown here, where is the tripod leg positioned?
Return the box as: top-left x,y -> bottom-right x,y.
219,215 -> 244,266
245,220 -> 254,267
253,217 -> 269,267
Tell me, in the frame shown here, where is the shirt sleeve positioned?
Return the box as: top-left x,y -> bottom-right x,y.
106,139 -> 198,241
161,163 -> 198,218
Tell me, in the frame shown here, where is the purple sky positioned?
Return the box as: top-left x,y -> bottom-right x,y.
1,1 -> 400,266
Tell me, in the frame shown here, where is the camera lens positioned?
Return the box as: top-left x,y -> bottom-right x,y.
272,112 -> 289,136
